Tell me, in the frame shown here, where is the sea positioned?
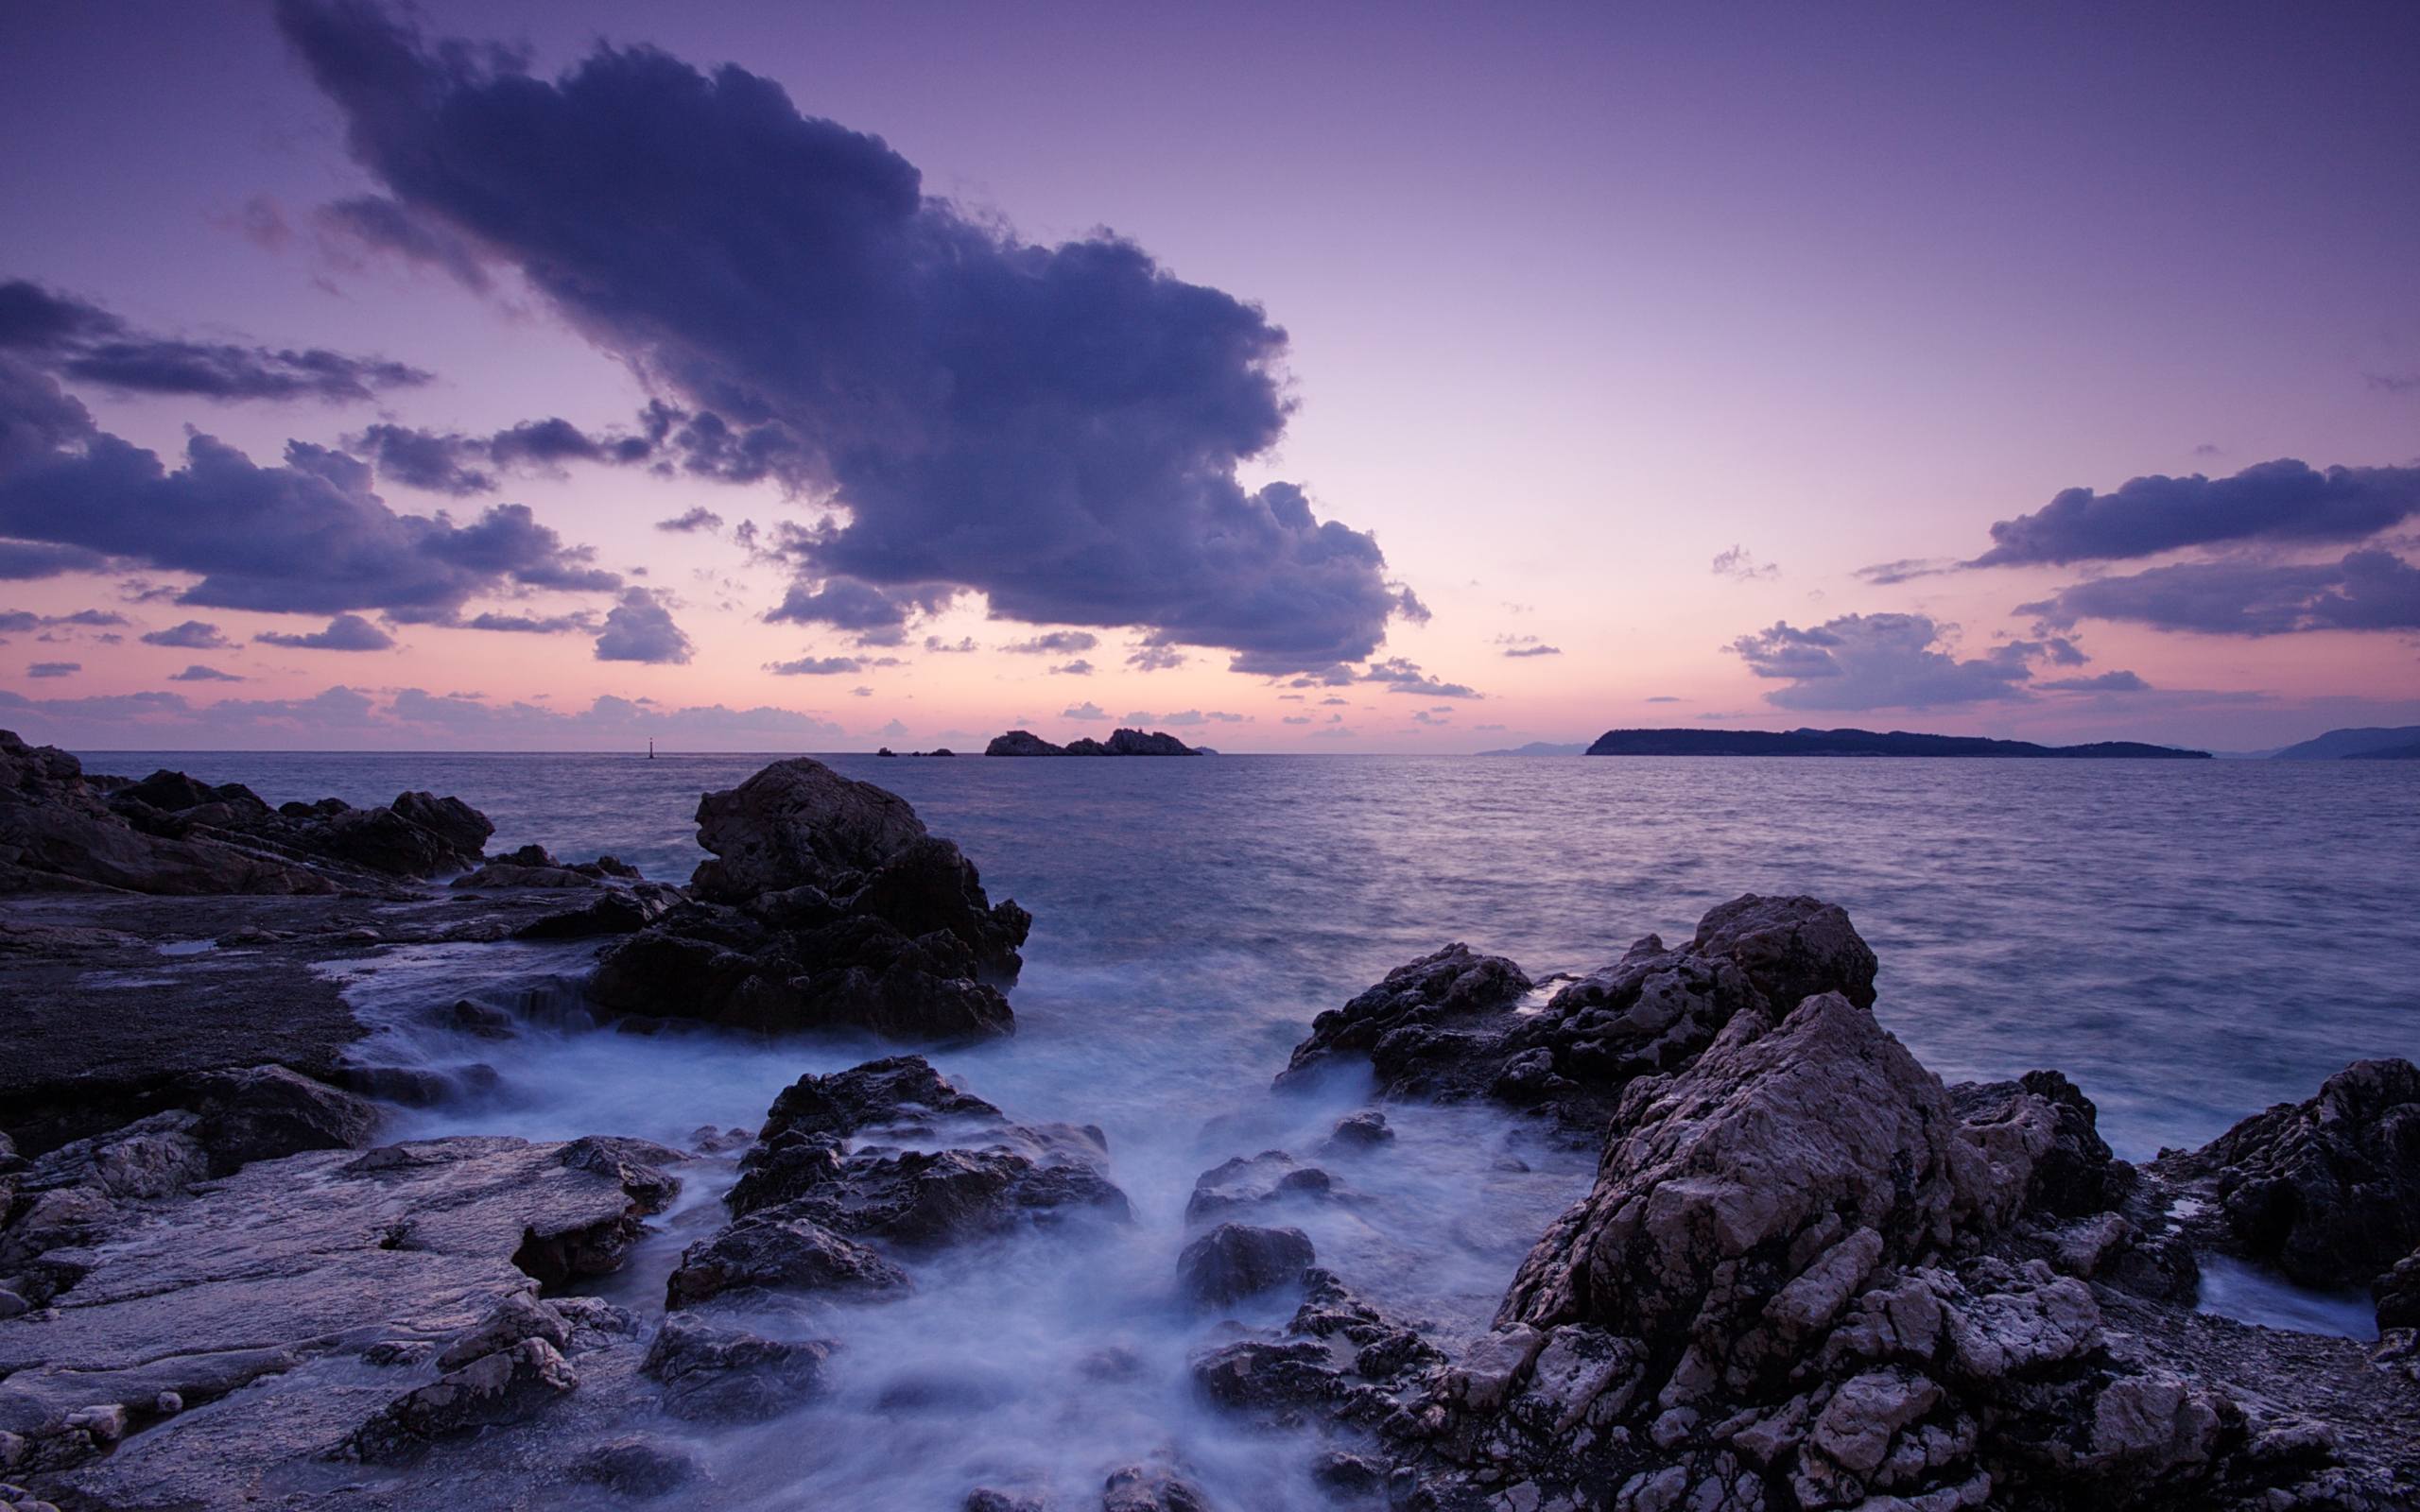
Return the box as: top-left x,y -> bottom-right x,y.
72,749 -> 2420,1508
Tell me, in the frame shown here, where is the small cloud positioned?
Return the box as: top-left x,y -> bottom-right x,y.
1004,630 -> 1099,655
655,507 -> 724,533
851,685 -> 873,696
1412,709 -> 1450,724
1319,696 -> 1348,706
1127,643 -> 1187,672
142,619 -> 233,649
27,661 -> 79,678
1361,657 -> 1480,699
1062,700 -> 1109,720
874,718 -> 908,739
767,655 -> 862,676
923,635 -> 977,653
1281,714 -> 1310,724
1854,558 -> 1958,586
255,613 -> 395,651
2192,442 -> 2224,456
1645,695 -> 1684,703
2039,670 -> 2152,693
2365,372 -> 2420,394
167,664 -> 246,682
1160,709 -> 1206,726
1504,644 -> 1561,658
1309,723 -> 1357,739
1711,545 -> 1779,582
1049,659 -> 1094,676
1121,709 -> 1154,723
593,590 -> 692,664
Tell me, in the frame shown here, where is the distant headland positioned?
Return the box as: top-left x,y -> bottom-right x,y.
1584,727 -> 2211,759
984,728 -> 1204,757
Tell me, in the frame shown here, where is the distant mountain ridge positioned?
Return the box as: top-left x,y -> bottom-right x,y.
1584,728 -> 2210,759
2270,726 -> 2420,760
984,728 -> 1202,756
1478,741 -> 1592,756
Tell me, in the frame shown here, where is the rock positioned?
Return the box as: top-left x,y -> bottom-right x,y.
177,1063 -> 381,1174
2378,1249 -> 2420,1332
1184,1150 -> 1335,1224
337,1336 -> 579,1463
433,1291 -> 570,1370
1178,1223 -> 1316,1307
964,1488 -> 1048,1512
985,730 -> 1065,756
1100,1461 -> 1212,1511
1323,1110 -> 1395,1151
665,1211 -> 910,1307
2151,1057 -> 2420,1290
1277,943 -> 1533,1092
641,1313 -> 831,1421
511,883 -> 677,939
1950,1068 -> 2128,1221
389,791 -> 495,863
1101,728 -> 1201,756
689,756 -> 929,902
568,1436 -> 705,1496
451,860 -> 599,888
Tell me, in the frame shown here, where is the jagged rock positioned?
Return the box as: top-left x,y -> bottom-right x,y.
337,1335 -> 579,1463
452,860 -> 600,888
1949,1068 -> 2129,1220
1323,1110 -> 1395,1151
986,730 -> 1064,756
433,1291 -> 571,1370
2150,1057 -> 2420,1291
1278,896 -> 1875,1133
1101,728 -> 1200,756
741,1145 -> 1131,1248
1100,1461 -> 1212,1511
388,791 -> 494,862
175,1063 -> 381,1175
2378,1250 -> 2420,1332
964,1488 -> 1048,1512
665,1211 -> 910,1307
511,883 -> 678,939
1178,1223 -> 1315,1307
1184,1150 -> 1335,1224
642,1313 -> 831,1421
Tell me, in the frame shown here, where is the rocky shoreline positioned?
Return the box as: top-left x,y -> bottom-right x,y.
1,732 -> 2413,1510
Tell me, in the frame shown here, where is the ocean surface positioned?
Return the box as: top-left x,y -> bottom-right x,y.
72,749 -> 2420,1507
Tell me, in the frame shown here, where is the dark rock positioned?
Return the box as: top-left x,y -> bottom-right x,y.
1277,943 -> 1532,1091
964,1488 -> 1047,1512
1949,1067 -> 2128,1220
389,791 -> 494,861
2151,1057 -> 2420,1290
451,860 -> 598,889
337,1336 -> 579,1464
434,1292 -> 570,1370
641,1313 -> 831,1422
985,730 -> 1064,756
568,1436 -> 705,1496
747,1146 -> 1131,1248
752,1056 -> 1003,1147
176,1064 -> 380,1175
690,757 -> 928,902
511,884 -> 676,940
1103,728 -> 1200,756
1100,1462 -> 1211,1512
2377,1250 -> 2420,1332
1184,1151 -> 1335,1225
1322,1110 -> 1394,1152
1178,1223 -> 1315,1307
665,1211 -> 910,1307
446,998 -> 518,1038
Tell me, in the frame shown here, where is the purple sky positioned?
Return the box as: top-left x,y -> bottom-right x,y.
2,0 -> 2416,750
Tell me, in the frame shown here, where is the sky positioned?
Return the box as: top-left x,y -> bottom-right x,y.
2,0 -> 2416,753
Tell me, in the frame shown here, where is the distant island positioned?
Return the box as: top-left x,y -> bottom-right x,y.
985,728 -> 1203,757
2271,725 -> 2420,760
1585,728 -> 2211,759
1478,741 -> 1593,757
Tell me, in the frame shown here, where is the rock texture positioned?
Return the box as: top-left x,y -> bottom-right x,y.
2,730 -> 495,895
1236,896 -> 2419,1510
982,728 -> 1202,756
588,759 -> 1029,1040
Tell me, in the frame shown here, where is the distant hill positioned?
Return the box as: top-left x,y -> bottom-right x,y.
984,728 -> 1201,756
1584,728 -> 2211,759
2344,740 -> 2420,760
2270,726 -> 2420,760
1478,741 -> 1591,756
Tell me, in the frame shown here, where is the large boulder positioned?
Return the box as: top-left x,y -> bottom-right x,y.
2149,1057 -> 2420,1291
1178,1223 -> 1316,1308
689,757 -> 928,902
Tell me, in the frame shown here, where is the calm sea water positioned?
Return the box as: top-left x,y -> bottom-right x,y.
84,750 -> 2417,1158
67,749 -> 2418,1506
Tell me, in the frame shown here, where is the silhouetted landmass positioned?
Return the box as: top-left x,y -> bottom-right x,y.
1478,741 -> 1591,756
984,728 -> 1201,756
2271,726 -> 2420,760
2345,741 -> 2420,760
1584,727 -> 2210,759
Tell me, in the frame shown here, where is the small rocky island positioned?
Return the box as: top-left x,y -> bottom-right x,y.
1,728 -> 2413,1510
1587,728 -> 2212,759
985,728 -> 1203,756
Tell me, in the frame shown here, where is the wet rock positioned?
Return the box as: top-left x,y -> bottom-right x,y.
1278,943 -> 1532,1092
1323,1109 -> 1395,1152
1184,1150 -> 1335,1224
388,791 -> 494,864
451,859 -> 599,888
964,1488 -> 1049,1512
2151,1057 -> 2420,1291
665,1211 -> 910,1307
433,1291 -> 571,1370
337,1336 -> 578,1463
642,1312 -> 831,1421
569,1435 -> 706,1496
690,756 -> 930,902
1179,1223 -> 1316,1307
1100,1461 -> 1212,1512
512,883 -> 679,939
176,1063 -> 380,1174
2377,1250 -> 2420,1332
752,1056 -> 1003,1146
747,1145 -> 1132,1249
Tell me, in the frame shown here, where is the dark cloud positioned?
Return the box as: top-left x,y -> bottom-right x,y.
0,373 -> 620,617
317,195 -> 493,291
1972,459 -> 2420,568
1645,696 -> 1684,703
0,278 -> 428,403
2365,372 -> 2420,395
27,661 -> 78,678
142,619 -> 233,649
2018,546 -> 2420,636
1503,644 -> 1562,658
278,1 -> 1423,674
1282,714 -> 1309,725
2040,670 -> 2152,693
924,635 -> 977,653
0,541 -> 107,580
1126,643 -> 1186,672
255,612 -> 395,650
656,507 -> 723,533
766,655 -> 861,676
1728,612 -> 2043,710
167,664 -> 245,682
1049,660 -> 1094,676
458,610 -> 595,633
594,588 -> 693,663
1711,545 -> 1778,582
1003,630 -> 1098,655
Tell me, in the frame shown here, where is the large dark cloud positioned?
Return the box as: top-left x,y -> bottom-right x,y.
1972,458 -> 2420,568
0,278 -> 428,403
277,0 -> 1421,674
2020,546 -> 2420,636
0,363 -> 620,618
1002,630 -> 1098,655
1728,613 -> 2050,710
